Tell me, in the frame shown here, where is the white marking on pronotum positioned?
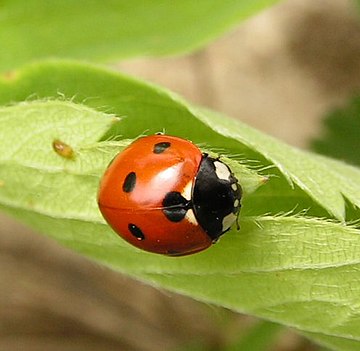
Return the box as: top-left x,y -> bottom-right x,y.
186,209 -> 198,226
214,161 -> 231,180
181,181 -> 193,201
181,181 -> 198,225
222,213 -> 237,231
231,183 -> 238,191
234,199 -> 239,208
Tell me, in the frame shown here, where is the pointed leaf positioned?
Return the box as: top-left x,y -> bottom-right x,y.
0,62 -> 360,351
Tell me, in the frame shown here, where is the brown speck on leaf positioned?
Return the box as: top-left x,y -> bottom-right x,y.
52,139 -> 75,159
2,70 -> 17,80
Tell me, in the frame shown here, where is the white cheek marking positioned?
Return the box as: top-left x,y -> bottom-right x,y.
222,213 -> 237,231
214,161 -> 231,180
181,181 -> 193,201
231,183 -> 238,191
182,181 -> 197,225
186,209 -> 198,225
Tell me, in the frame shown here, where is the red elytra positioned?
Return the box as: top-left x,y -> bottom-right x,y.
98,135 -> 212,256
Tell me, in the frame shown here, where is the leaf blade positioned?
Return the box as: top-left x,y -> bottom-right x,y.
192,107 -> 360,220
0,0 -> 280,71
0,62 -> 360,351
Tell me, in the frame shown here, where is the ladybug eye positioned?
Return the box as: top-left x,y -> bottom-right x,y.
153,142 -> 171,154
122,172 -> 136,193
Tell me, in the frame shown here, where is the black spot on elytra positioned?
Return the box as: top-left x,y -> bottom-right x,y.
122,172 -> 136,193
153,142 -> 171,154
162,191 -> 189,222
128,223 -> 145,240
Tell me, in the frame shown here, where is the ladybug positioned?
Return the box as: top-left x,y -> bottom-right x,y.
98,135 -> 242,256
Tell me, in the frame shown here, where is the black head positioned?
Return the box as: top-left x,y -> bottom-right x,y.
192,154 -> 242,241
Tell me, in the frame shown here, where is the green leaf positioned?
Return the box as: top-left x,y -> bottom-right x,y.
302,332 -> 359,351
0,0 -> 280,71
193,107 -> 360,221
0,60 -> 359,221
0,100 -> 262,221
0,101 -> 120,221
226,321 -> 282,351
311,95 -> 360,166
0,61 -> 360,351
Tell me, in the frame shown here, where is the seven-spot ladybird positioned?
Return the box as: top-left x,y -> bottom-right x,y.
98,135 -> 242,256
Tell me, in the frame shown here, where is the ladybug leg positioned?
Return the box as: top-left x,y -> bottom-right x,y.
235,209 -> 241,231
